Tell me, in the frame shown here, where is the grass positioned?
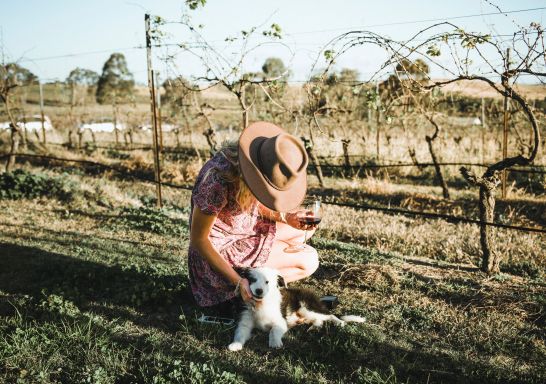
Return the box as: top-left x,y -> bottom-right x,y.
0,168 -> 545,383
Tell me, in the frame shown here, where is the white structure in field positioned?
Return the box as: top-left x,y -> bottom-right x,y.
0,115 -> 54,131
79,122 -> 126,133
140,123 -> 177,132
450,116 -> 483,126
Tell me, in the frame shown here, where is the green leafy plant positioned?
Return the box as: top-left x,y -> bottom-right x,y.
186,0 -> 206,10
0,169 -> 77,201
116,206 -> 187,236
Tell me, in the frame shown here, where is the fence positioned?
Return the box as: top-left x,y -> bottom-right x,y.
1,152 -> 545,236
42,141 -> 546,176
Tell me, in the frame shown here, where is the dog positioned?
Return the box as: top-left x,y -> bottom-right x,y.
228,267 -> 365,351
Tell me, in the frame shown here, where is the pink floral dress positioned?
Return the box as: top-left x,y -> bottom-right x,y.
188,152 -> 276,307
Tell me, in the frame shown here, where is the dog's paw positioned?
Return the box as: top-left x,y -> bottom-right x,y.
307,321 -> 324,332
268,338 -> 283,349
228,342 -> 243,351
338,320 -> 346,328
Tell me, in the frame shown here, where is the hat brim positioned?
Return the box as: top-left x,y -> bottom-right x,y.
239,122 -> 307,212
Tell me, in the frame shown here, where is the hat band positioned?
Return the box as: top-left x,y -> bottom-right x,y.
256,139 -> 296,192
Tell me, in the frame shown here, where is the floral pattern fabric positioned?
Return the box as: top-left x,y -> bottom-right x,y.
188,152 -> 276,307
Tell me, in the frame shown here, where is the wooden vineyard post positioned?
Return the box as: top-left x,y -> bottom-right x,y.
375,82 -> 381,161
145,14 -> 163,208
341,139 -> 351,173
481,97 -> 485,163
155,71 -> 164,151
39,81 -> 46,145
301,136 -> 324,187
501,48 -> 511,199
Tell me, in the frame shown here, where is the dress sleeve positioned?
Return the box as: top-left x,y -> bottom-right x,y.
192,170 -> 229,215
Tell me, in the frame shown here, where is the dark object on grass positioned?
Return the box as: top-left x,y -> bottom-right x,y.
320,295 -> 339,310
197,314 -> 235,326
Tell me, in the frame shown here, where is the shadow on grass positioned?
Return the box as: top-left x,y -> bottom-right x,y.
1,242 -> 542,383
405,270 -> 546,328
0,242 -> 196,330
403,256 -> 480,273
0,221 -> 172,255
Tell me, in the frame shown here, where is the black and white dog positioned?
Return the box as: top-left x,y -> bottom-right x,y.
228,267 -> 365,351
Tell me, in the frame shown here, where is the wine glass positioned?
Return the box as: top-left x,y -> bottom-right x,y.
284,198 -> 322,253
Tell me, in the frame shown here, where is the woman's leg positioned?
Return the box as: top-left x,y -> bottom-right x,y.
263,223 -> 319,283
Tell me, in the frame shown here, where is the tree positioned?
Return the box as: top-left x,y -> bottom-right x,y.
66,68 -> 99,147
162,76 -> 195,108
395,58 -> 429,80
67,67 -> 99,88
389,60 -> 450,198
319,20 -> 544,274
1,62 -> 37,172
96,53 -> 134,105
155,7 -> 293,133
303,68 -> 367,175
261,57 -> 290,80
3,63 -> 38,86
162,76 -> 202,156
95,53 -> 134,144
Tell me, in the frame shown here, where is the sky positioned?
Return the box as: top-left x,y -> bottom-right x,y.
1,0 -> 545,85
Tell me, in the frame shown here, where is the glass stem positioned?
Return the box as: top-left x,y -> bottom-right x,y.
303,230 -> 308,246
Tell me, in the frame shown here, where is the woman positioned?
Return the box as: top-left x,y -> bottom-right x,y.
188,121 -> 319,307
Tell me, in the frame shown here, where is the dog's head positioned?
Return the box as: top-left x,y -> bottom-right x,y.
238,267 -> 285,301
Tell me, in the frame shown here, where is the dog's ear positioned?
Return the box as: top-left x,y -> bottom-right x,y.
277,275 -> 287,288
235,267 -> 250,279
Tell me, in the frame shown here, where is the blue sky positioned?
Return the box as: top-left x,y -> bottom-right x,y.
1,0 -> 545,84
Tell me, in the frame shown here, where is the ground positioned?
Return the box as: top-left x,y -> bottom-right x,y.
0,166 -> 544,383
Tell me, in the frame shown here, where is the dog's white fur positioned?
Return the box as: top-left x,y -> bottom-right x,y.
228,267 -> 365,351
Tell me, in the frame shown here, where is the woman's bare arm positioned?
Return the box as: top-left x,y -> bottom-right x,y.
190,207 -> 252,301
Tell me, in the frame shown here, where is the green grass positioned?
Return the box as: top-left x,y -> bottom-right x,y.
0,171 -> 545,383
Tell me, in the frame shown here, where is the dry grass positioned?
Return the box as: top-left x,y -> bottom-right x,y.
0,166 -> 544,383
441,79 -> 546,100
319,203 -> 545,276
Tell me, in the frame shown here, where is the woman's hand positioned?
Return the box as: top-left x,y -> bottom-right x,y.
285,211 -> 318,231
239,278 -> 253,303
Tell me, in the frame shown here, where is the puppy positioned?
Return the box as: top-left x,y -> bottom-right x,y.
228,267 -> 365,351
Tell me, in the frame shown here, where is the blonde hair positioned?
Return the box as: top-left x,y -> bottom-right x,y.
203,140 -> 257,212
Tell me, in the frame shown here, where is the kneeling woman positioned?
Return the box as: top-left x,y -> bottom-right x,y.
188,122 -> 319,306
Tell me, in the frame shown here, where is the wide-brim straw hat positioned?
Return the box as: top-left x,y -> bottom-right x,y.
238,121 -> 308,212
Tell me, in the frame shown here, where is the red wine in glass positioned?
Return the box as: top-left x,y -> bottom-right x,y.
298,216 -> 322,226
284,199 -> 322,253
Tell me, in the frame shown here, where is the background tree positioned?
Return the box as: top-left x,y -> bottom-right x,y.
304,68 -> 367,173
261,57 -> 290,80
1,62 -> 37,172
3,63 -> 38,85
162,7 -> 293,133
391,59 -> 451,198
66,68 -> 99,147
95,53 -> 134,145
162,76 -> 201,156
67,67 -> 99,106
319,21 -> 544,274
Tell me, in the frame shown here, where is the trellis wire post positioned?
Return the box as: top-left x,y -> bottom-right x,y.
39,81 -> 46,144
145,13 -> 163,208
501,47 -> 511,199
481,97 -> 485,163
375,81 -> 381,161
155,70 -> 164,151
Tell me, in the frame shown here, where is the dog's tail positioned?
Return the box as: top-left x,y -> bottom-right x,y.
340,315 -> 366,323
